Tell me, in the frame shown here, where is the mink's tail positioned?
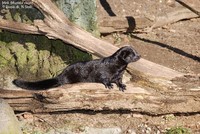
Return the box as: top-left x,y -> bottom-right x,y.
12,78 -> 61,90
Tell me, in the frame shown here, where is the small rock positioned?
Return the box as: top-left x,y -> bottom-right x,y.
169,29 -> 176,33
156,130 -> 161,134
23,112 -> 34,119
47,128 -> 74,134
0,99 -> 22,134
82,127 -> 122,134
163,114 -> 175,121
127,129 -> 136,134
166,0 -> 175,7
131,113 -> 143,118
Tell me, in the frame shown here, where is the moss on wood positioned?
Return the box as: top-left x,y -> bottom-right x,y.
0,0 -> 98,88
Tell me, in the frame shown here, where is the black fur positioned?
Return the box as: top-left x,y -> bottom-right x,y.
13,46 -> 140,91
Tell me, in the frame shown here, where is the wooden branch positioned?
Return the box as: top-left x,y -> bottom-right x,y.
1,83 -> 199,115
151,7 -> 199,29
99,16 -> 153,33
0,0 -> 184,80
0,19 -> 40,35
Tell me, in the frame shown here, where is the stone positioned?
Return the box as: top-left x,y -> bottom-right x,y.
82,127 -> 122,134
55,0 -> 99,36
0,99 -> 22,134
47,127 -> 122,134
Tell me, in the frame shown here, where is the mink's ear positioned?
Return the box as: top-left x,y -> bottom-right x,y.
119,47 -> 140,63
119,49 -> 132,63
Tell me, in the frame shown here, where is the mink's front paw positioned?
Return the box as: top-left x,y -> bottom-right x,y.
105,83 -> 114,89
118,84 -> 126,92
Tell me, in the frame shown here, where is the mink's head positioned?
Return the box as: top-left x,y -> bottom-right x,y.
116,46 -> 140,64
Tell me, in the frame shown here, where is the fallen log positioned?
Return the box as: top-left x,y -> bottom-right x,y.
150,7 -> 199,30
99,16 -> 153,33
0,0 -> 184,80
1,83 -> 200,115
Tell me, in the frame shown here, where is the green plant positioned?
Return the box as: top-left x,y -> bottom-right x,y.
166,126 -> 191,134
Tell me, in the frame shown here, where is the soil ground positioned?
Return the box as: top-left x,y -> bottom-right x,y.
19,0 -> 200,133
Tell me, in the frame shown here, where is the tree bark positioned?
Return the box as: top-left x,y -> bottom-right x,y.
0,19 -> 39,35
0,83 -> 199,115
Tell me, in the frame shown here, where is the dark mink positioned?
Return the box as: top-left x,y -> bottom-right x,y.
13,46 -> 140,91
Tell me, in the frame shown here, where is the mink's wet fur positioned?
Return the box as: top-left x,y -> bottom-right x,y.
13,46 -> 140,91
